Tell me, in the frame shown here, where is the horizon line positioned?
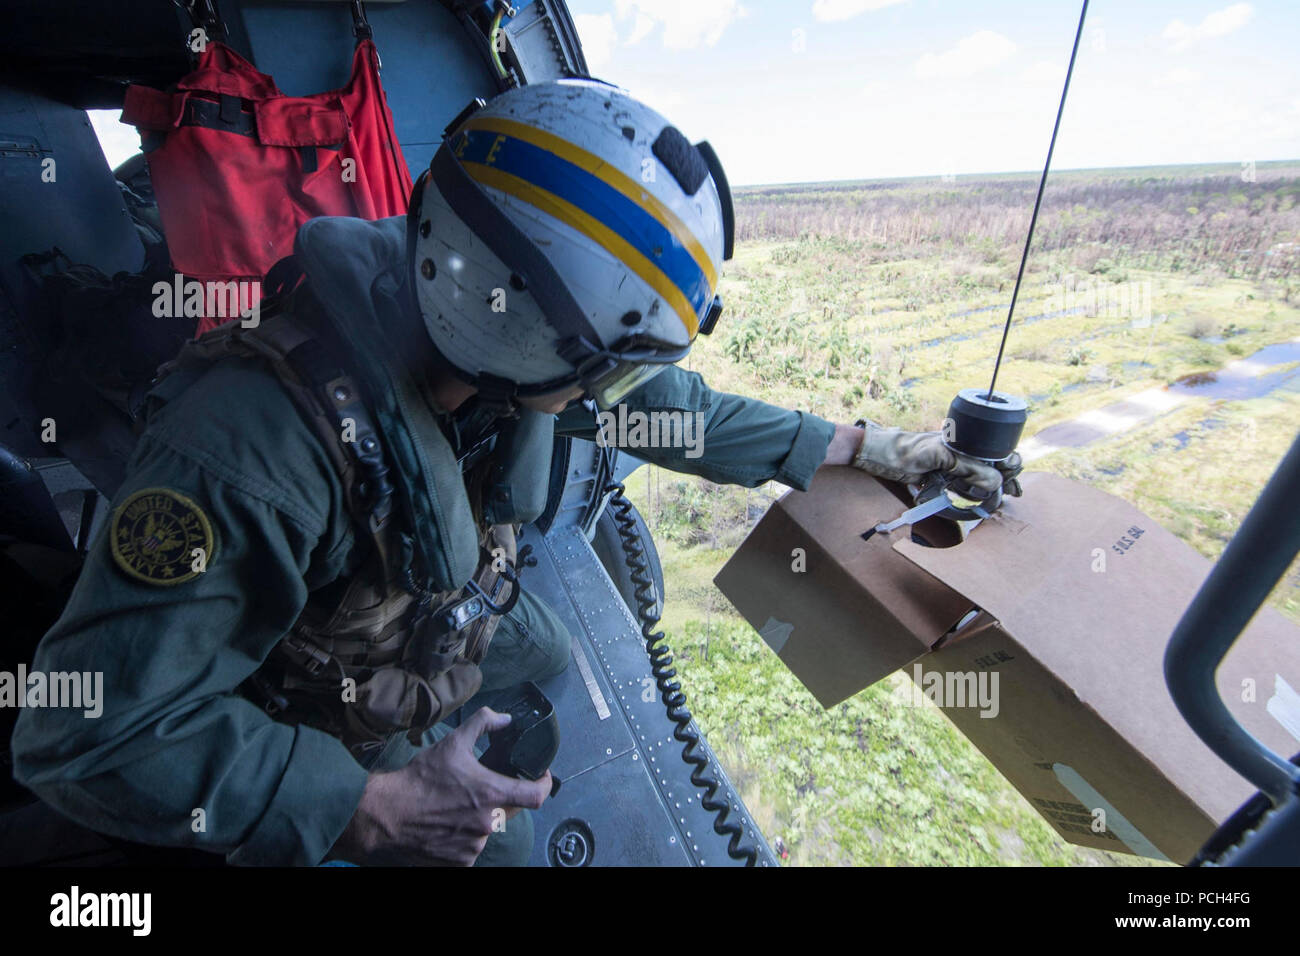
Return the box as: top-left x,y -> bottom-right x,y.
733,157 -> 1300,191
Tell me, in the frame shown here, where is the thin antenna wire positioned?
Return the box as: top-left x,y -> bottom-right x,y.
986,0 -> 1090,401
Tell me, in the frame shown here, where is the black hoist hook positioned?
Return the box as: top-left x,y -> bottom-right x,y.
350,1 -> 374,42
176,0 -> 228,44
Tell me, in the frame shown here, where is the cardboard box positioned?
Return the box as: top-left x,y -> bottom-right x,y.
715,468 -> 1300,860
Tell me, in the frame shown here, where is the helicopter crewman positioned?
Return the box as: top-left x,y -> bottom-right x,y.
12,80 -> 1020,866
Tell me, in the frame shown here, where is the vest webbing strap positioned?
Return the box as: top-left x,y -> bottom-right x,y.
151,284 -> 521,756
154,289 -> 394,576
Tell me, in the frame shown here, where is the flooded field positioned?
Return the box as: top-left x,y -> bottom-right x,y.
624,161 -> 1300,867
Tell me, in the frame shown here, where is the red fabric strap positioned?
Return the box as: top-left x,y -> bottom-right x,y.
120,40 -> 413,334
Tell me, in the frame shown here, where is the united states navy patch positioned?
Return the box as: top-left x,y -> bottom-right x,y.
109,488 -> 216,586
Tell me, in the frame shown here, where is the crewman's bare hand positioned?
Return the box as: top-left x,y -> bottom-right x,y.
330,707 -> 552,866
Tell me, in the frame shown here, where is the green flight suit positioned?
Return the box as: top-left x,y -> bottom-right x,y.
10,215 -> 836,866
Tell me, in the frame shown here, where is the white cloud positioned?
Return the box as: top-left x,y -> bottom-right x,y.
1019,60 -> 1063,88
613,0 -> 746,50
914,30 -> 1016,80
1155,68 -> 1201,87
634,85 -> 686,116
1162,3 -> 1253,52
625,12 -> 656,45
811,0 -> 908,23
575,13 -> 618,71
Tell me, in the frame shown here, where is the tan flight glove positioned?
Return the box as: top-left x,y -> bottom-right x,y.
851,419 -> 1023,497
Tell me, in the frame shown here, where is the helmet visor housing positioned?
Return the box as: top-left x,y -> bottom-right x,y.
555,335 -> 692,409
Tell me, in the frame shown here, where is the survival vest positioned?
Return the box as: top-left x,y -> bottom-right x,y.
121,38 -> 413,334
150,278 -> 528,761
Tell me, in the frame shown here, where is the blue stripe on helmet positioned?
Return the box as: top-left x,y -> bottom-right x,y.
455,128 -> 712,322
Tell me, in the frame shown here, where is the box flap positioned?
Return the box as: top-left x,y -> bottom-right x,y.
775,467 -> 975,643
894,472 -> 1207,668
895,471 -> 1300,820
715,466 -> 974,706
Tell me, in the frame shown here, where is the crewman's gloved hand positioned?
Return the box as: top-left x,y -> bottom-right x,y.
995,451 -> 1024,498
851,420 -> 1021,498
328,706 -> 552,866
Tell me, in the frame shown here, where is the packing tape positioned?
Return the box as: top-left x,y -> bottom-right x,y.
1053,763 -> 1171,862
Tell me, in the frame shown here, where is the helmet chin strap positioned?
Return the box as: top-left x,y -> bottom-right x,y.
426,140 -> 609,378
472,372 -> 521,419
405,168 -> 525,418
406,156 -> 593,411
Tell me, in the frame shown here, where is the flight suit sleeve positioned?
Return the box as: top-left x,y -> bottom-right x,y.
10,360 -> 365,866
553,364 -> 837,490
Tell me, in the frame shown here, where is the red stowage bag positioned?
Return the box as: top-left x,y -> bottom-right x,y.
122,40 -> 413,333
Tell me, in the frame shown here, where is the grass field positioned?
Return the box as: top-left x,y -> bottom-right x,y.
619,160 -> 1300,866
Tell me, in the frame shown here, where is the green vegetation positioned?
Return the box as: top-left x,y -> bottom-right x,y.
628,161 -> 1300,866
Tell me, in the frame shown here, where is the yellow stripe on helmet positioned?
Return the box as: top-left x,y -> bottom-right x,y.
461,116 -> 719,294
463,160 -> 701,338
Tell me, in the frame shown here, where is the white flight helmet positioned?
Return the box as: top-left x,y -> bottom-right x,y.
406,78 -> 734,410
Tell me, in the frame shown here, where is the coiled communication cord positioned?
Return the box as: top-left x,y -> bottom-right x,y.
604,479 -> 758,865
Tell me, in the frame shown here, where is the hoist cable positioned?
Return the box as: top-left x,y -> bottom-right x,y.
986,0 -> 1090,401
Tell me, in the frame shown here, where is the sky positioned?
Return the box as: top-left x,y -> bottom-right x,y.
89,0 -> 1298,187
564,0 -> 1300,184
